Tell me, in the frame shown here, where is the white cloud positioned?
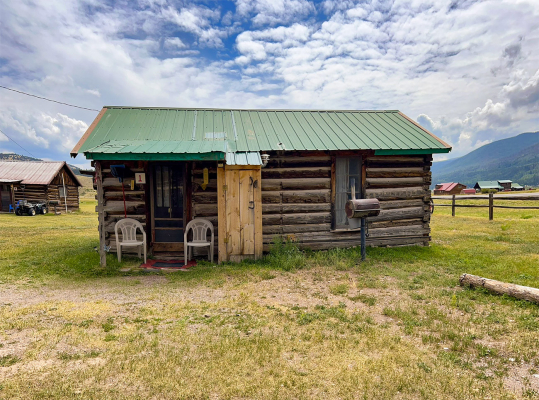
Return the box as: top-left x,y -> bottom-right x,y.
0,109 -> 88,152
235,0 -> 315,26
0,0 -> 538,164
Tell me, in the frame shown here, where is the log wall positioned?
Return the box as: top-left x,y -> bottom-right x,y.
260,152 -> 432,251
98,161 -> 149,255
97,153 -> 433,258
191,161 -> 219,256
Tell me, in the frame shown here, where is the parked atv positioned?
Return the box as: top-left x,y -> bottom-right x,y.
15,200 -> 48,216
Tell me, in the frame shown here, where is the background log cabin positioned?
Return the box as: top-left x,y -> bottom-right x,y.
0,161 -> 82,212
71,107 -> 451,263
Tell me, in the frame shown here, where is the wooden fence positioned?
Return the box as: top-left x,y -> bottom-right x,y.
432,193 -> 539,220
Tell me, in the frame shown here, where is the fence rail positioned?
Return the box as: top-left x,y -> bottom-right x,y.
432,193 -> 539,220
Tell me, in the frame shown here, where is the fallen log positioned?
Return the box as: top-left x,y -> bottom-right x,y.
459,273 -> 539,304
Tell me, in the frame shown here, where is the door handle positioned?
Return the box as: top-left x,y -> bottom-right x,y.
249,201 -> 254,209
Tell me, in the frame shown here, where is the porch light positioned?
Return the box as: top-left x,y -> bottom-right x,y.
261,153 -> 270,167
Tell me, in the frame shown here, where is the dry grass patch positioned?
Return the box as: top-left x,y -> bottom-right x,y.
0,200 -> 538,398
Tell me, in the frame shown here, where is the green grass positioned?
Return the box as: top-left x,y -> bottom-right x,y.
0,199 -> 538,399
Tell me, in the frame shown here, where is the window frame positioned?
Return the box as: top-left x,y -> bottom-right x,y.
58,185 -> 66,201
333,155 -> 363,230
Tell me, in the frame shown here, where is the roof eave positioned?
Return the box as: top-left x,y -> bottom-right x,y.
84,151 -> 226,162
397,112 -> 452,151
374,148 -> 451,155
70,108 -> 107,158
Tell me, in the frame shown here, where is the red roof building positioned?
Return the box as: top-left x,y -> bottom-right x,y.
433,182 -> 467,195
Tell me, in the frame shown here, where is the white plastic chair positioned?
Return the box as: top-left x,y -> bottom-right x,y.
184,218 -> 214,265
115,218 -> 147,263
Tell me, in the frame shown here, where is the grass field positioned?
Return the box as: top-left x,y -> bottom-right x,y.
0,199 -> 538,399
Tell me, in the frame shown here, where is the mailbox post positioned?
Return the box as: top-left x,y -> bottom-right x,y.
345,198 -> 381,261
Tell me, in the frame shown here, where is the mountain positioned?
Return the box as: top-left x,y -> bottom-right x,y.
0,153 -> 41,162
432,132 -> 539,187
0,153 -> 92,176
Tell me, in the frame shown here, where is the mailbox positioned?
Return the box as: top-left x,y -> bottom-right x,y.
344,198 -> 380,261
345,198 -> 380,219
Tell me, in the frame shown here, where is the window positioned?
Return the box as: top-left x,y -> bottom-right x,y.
58,185 -> 66,200
334,156 -> 362,229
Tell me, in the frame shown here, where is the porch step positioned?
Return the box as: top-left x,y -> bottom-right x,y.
152,251 -> 184,261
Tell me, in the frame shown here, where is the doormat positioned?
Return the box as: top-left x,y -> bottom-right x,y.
140,259 -> 196,270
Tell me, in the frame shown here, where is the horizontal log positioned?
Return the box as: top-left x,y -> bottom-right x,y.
367,156 -> 426,163
193,204 -> 218,217
368,207 -> 426,222
460,274 -> 539,304
262,167 -> 331,179
193,192 -> 218,204
366,177 -> 426,188
265,225 -> 429,243
104,214 -> 146,222
262,212 -> 331,226
369,218 -> 425,229
366,187 -> 429,200
102,168 -> 144,173
262,203 -> 331,214
263,236 -> 429,252
263,223 -> 331,235
262,190 -> 331,204
269,155 -> 332,168
104,190 -> 145,197
102,178 -> 131,188
99,203 -> 145,213
378,199 -> 426,209
262,178 -> 330,191
366,167 -> 427,178
104,200 -> 145,208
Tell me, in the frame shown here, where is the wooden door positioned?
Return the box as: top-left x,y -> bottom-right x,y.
152,165 -> 185,251
218,166 -> 262,263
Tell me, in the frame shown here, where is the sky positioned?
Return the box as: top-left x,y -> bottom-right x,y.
1,0 -> 538,169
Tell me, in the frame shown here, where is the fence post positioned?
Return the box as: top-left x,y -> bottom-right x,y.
452,195 -> 456,217
489,193 -> 494,220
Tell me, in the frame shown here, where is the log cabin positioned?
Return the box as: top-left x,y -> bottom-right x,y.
0,161 -> 82,212
70,107 -> 451,263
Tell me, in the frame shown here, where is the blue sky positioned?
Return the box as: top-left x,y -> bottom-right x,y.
1,0 -> 538,168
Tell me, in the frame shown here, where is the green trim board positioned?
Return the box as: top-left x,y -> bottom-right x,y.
374,148 -> 450,155
86,152 -> 225,161
74,108 -> 452,160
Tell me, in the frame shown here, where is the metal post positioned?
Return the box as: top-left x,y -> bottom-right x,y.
361,217 -> 366,261
61,173 -> 68,214
489,193 -> 494,220
452,194 -> 456,217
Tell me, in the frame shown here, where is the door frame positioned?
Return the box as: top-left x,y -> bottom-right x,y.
149,162 -> 190,253
217,164 -> 262,263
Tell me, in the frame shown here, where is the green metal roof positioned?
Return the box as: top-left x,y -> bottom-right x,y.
475,181 -> 503,189
73,107 -> 451,161
498,180 -> 512,184
225,151 -> 262,166
511,183 -> 523,188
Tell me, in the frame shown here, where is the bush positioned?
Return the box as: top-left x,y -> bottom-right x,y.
481,189 -> 498,194
265,236 -> 306,271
